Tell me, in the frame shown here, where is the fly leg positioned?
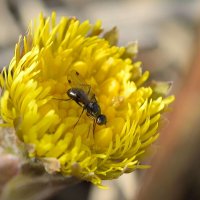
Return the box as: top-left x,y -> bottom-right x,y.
92,119 -> 96,136
52,98 -> 71,101
86,85 -> 91,95
87,123 -> 91,138
73,107 -> 85,128
87,120 -> 96,139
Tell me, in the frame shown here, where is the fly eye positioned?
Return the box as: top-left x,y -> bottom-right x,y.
96,115 -> 107,125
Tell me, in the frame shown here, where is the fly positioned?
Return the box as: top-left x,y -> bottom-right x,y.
67,70 -> 107,129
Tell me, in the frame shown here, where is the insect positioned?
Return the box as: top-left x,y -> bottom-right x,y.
67,70 -> 107,129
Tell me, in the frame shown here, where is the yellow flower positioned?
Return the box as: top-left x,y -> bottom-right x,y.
0,12 -> 174,186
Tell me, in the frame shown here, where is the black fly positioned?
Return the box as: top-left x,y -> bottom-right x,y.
67,70 -> 107,130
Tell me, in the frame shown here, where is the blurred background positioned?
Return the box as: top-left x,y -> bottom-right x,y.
1,0 -> 200,199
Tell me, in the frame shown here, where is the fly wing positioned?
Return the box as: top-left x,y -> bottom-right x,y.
67,70 -> 95,100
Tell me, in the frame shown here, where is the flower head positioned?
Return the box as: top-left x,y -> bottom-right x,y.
0,12 -> 174,186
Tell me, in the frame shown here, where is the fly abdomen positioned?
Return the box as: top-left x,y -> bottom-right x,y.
67,88 -> 89,106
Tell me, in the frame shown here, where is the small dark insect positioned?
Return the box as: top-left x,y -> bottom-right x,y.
67,70 -> 107,130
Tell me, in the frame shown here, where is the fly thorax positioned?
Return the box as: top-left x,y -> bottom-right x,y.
87,102 -> 101,117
